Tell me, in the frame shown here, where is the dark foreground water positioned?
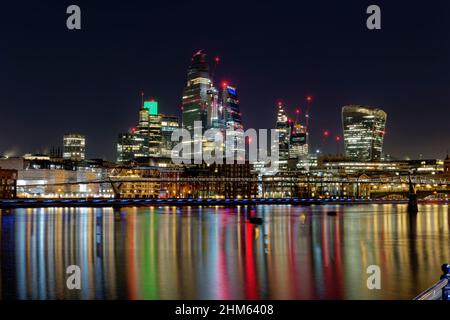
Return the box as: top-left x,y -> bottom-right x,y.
0,204 -> 449,300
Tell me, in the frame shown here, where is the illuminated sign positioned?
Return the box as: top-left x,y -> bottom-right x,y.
226,87 -> 237,96
144,101 -> 158,115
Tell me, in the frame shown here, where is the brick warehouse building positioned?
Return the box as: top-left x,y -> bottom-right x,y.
0,168 -> 17,199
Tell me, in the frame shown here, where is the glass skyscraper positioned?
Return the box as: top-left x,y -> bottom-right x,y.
117,132 -> 147,164
160,115 -> 180,158
182,50 -> 211,134
222,84 -> 244,160
342,105 -> 387,161
221,85 -> 242,131
275,102 -> 290,170
117,99 -> 174,163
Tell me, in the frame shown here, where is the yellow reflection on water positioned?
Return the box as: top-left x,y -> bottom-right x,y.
0,204 -> 449,300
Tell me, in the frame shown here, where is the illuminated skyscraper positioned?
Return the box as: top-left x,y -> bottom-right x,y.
117,99 -> 174,164
145,101 -> 162,157
182,50 -> 211,134
206,86 -> 221,129
221,84 -> 244,160
275,102 -> 290,170
63,134 -> 86,161
342,105 -> 387,161
289,123 -> 308,159
221,84 -> 243,131
117,132 -> 147,164
160,115 -> 180,158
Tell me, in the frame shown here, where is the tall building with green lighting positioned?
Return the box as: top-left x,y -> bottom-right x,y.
144,101 -> 159,116
144,101 -> 162,157
117,99 -> 168,164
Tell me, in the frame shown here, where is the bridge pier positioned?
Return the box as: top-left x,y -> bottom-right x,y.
407,176 -> 418,214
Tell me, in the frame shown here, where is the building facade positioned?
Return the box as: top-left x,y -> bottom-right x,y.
342,105 -> 387,161
117,133 -> 146,164
289,123 -> 308,160
160,115 -> 180,158
0,169 -> 17,198
63,134 -> 86,161
275,102 -> 290,171
117,99 -> 177,164
145,101 -> 162,157
183,162 -> 257,198
444,154 -> 450,176
221,84 -> 244,160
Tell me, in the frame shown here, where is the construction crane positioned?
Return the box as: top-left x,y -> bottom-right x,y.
305,96 -> 312,131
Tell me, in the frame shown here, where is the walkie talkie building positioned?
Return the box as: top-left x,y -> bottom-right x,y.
342,105 -> 387,161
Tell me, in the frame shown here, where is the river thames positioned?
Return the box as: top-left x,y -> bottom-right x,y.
0,204 -> 449,300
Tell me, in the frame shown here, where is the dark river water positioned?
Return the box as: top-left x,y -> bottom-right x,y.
0,204 -> 449,300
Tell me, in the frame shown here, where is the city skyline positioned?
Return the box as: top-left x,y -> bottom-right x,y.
2,1 -> 450,305
1,1 -> 450,160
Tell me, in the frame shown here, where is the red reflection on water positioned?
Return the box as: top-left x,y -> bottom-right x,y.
244,223 -> 258,299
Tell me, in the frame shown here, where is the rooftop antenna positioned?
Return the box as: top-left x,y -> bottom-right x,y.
295,107 -> 302,126
140,92 -> 145,109
211,56 -> 220,84
305,96 -> 312,131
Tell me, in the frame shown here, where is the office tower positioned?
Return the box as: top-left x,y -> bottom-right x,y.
117,99 -> 179,163
221,84 -> 243,131
63,134 -> 86,161
161,115 -> 180,158
117,131 -> 148,164
221,84 -> 244,160
342,105 -> 387,161
135,103 -> 151,158
289,123 -> 308,159
275,102 -> 290,170
203,85 -> 222,160
207,86 -> 221,129
144,101 -> 162,157
182,50 -> 211,134
117,133 -> 135,164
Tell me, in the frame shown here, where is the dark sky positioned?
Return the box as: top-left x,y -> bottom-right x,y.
1,0 -> 450,161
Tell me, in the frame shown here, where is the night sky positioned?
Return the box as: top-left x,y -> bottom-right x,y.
1,0 -> 450,161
